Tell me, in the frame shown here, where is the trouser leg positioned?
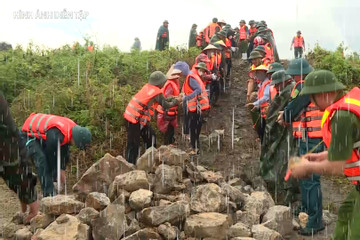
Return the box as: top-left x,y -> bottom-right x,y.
164,125 -> 175,145
189,112 -> 202,150
126,121 -> 140,165
141,124 -> 156,149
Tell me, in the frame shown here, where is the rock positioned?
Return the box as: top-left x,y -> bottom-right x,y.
108,185 -> 130,202
185,162 -> 204,183
200,170 -> 224,183
228,222 -> 252,238
292,219 -> 300,230
122,228 -> 161,240
32,228 -> 43,240
153,193 -> 177,202
11,211 -> 25,224
14,228 -> 32,240
153,164 -> 180,194
298,212 -> 308,228
3,222 -> 24,239
136,146 -> 159,173
183,178 -> 193,193
236,210 -> 260,226
129,189 -> 153,210
37,214 -> 89,240
228,178 -> 246,187
157,145 -> 189,166
85,192 -> 110,211
323,210 -> 337,226
252,176 -> 267,191
40,195 -> 84,215
73,153 -> 135,200
230,238 -> 256,240
251,224 -> 282,240
184,212 -> 229,239
220,183 -> 248,208
262,206 -> 292,236
244,191 -> 275,216
77,207 -> 99,226
158,222 -> 178,240
125,218 -> 141,236
112,170 -> 149,193
30,213 -> 55,233
190,183 -> 225,213
159,199 -> 172,206
139,201 -> 190,226
91,196 -> 127,240
242,185 -> 254,194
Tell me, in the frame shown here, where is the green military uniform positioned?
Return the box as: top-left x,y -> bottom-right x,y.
156,22 -> 169,51
188,25 -> 197,48
260,70 -> 297,205
300,70 -> 360,239
0,91 -> 37,204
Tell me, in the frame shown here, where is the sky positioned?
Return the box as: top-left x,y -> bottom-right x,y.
1,0 -> 359,59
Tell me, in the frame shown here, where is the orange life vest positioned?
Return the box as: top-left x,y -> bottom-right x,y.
291,80 -> 323,139
249,27 -> 257,37
239,26 -> 247,40
182,72 -> 210,113
294,36 -> 304,48
224,38 -> 231,59
270,85 -> 278,101
258,79 -> 271,118
263,42 -> 274,65
22,113 -> 76,146
196,33 -> 203,47
203,27 -> 210,43
156,80 -> 180,116
208,23 -> 220,39
209,53 -> 221,72
321,87 -> 360,184
123,83 -> 162,125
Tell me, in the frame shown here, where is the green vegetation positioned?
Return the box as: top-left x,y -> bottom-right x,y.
0,42 -> 200,159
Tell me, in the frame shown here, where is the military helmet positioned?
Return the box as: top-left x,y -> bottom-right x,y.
216,30 -> 227,37
257,27 -> 267,33
300,70 -> 345,95
240,20 -> 246,24
249,20 -> 255,25
163,20 -> 169,24
249,50 -> 263,60
195,62 -> 209,72
254,45 -> 266,54
212,18 -> 218,23
72,126 -> 91,150
285,58 -> 313,76
270,70 -> 292,85
149,71 -> 167,86
267,62 -> 284,74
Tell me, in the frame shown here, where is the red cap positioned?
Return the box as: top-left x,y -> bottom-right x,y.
195,53 -> 210,64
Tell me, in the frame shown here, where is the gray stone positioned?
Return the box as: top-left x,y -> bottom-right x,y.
262,205 -> 293,236
136,146 -> 159,173
3,222 -> 24,239
220,183 -> 248,207
157,145 -> 189,166
158,222 -> 178,240
125,218 -> 141,236
30,213 -> 55,233
14,227 -> 32,240
190,183 -> 225,213
122,228 -> 162,240
77,207 -> 99,226
129,189 -> 153,210
153,164 -> 180,194
323,210 -> 337,226
85,192 -> 110,211
251,224 -> 282,240
228,222 -> 252,238
243,191 -> 275,216
40,195 -> 84,215
112,170 -> 149,193
236,210 -> 260,227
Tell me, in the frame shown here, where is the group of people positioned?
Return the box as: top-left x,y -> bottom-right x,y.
245,34 -> 360,238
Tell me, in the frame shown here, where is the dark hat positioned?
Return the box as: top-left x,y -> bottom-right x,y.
267,62 -> 284,74
149,71 -> 167,86
195,62 -> 209,72
173,61 -> 190,76
249,50 -> 263,60
285,58 -> 313,76
163,20 -> 169,24
254,45 -> 266,54
72,125 -> 91,150
297,30 -> 301,34
300,70 -> 345,95
270,70 -> 292,85
240,20 -> 246,24
212,18 -> 218,23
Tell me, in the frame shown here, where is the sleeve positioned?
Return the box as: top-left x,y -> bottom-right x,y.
291,37 -> 295,44
154,94 -> 177,110
253,83 -> 270,107
44,128 -> 68,170
328,111 -> 360,161
283,84 -> 311,123
183,77 -> 202,102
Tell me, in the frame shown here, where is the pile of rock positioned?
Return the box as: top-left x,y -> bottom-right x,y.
2,145 -> 337,240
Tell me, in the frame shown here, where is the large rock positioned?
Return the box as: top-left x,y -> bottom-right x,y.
243,191 -> 275,216
92,196 -> 127,240
153,164 -> 181,194
221,183 -> 249,207
125,218 -> 141,236
77,207 -> 99,226
184,212 -> 229,239
14,228 -> 32,240
190,183 -> 225,213
158,222 -> 178,240
73,153 -> 135,200
122,228 -> 161,240
111,170 -> 149,193
262,206 -> 293,236
11,211 -> 25,224
228,222 -> 252,238
230,238 -> 256,240
139,201 -> 190,226
323,210 -> 337,226
30,213 -> 55,233
40,195 -> 84,215
298,212 -> 308,228
236,210 -> 260,226
85,192 -> 110,211
157,145 -> 189,166
3,222 -> 25,239
185,162 -> 204,183
37,214 -> 90,240
251,224 -> 282,240
136,146 -> 159,173
129,189 -> 153,210
200,170 -> 224,183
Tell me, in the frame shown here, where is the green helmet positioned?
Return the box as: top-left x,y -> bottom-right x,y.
249,20 -> 255,25
195,62 -> 209,72
212,18 -> 218,23
285,58 -> 313,76
240,20 -> 246,24
249,51 -> 263,60
300,70 -> 346,95
267,62 -> 284,74
254,45 -> 266,54
72,125 -> 91,150
270,70 -> 292,85
149,71 -> 167,86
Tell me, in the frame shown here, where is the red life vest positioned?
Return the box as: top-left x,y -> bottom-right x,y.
290,80 -> 323,139
239,26 -> 247,40
249,27 -> 257,37
22,113 -> 76,146
224,38 -> 231,59
123,83 -> 162,125
294,36 -> 304,48
182,72 -> 210,113
263,42 -> 274,65
203,27 -> 210,43
196,33 -> 203,47
321,87 -> 360,184
209,53 -> 221,72
269,85 -> 278,101
156,80 -> 180,116
208,23 -> 220,39
258,79 -> 271,118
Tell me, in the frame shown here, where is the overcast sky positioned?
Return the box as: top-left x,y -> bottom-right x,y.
1,0 -> 359,59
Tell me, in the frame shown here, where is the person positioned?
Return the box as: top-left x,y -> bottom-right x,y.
156,66 -> 181,145
0,91 -> 39,222
279,58 -> 323,235
192,53 -> 212,85
156,20 -> 169,51
180,61 -> 210,155
217,19 -> 226,29
247,20 -> 257,59
266,62 -> 284,102
289,70 -> 360,239
253,26 -> 280,62
189,24 -> 197,48
245,65 -> 270,142
290,31 -> 305,58
196,31 -> 205,49
246,51 -> 263,103
210,30 -> 226,44
202,44 -> 221,106
131,37 -> 141,51
124,71 -> 181,164
204,18 -> 221,44
260,70 -> 297,205
22,113 -> 91,197
238,20 -> 249,58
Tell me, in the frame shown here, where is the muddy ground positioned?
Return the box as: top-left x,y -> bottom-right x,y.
0,59 -> 351,240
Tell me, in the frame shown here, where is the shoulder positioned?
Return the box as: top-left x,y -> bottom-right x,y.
332,110 -> 360,126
